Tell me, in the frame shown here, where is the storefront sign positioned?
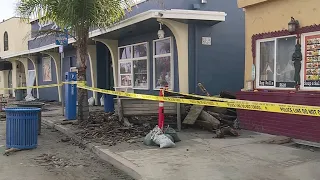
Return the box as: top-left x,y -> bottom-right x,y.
259,80 -> 274,86
275,82 -> 295,88
304,34 -> 320,87
202,37 -> 211,46
56,29 -> 68,46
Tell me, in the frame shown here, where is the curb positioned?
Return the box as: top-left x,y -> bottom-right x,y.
42,118 -> 143,180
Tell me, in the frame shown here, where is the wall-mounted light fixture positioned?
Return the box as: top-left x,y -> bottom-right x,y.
201,0 -> 207,4
288,17 -> 299,33
158,23 -> 165,39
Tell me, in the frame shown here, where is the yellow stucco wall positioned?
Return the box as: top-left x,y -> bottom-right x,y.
241,0 -> 320,86
0,17 -> 30,57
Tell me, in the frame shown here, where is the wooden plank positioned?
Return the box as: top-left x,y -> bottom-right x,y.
183,105 -> 204,125
115,106 -> 177,111
199,111 -> 220,129
117,98 -> 124,122
122,103 -> 176,108
123,110 -> 177,116
116,101 -> 176,106
122,101 -> 176,106
122,107 -> 177,111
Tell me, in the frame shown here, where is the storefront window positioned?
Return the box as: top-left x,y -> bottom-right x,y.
153,37 -> 173,89
118,42 -> 148,89
257,36 -> 296,88
259,41 -> 275,86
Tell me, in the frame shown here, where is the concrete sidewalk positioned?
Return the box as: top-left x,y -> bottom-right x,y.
41,107 -> 320,180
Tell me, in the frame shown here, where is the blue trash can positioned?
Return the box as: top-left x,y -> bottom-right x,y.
5,107 -> 41,149
104,94 -> 115,113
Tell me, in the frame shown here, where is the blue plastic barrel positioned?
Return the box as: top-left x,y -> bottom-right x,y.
104,94 -> 115,113
5,107 -> 41,149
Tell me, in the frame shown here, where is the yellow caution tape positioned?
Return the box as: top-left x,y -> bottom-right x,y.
0,81 -> 83,90
77,84 -> 320,117
3,81 -> 320,117
0,83 -> 63,90
165,90 -> 234,102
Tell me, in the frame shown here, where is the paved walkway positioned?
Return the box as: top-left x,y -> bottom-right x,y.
0,121 -> 133,180
41,105 -> 320,180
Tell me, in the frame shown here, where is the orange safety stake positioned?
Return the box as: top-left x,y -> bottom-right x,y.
158,88 -> 165,130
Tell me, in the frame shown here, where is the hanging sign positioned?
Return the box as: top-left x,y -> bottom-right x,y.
251,64 -> 256,81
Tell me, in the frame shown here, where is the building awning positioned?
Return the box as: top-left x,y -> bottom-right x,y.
90,9 -> 226,38
1,9 -> 226,59
237,0 -> 270,8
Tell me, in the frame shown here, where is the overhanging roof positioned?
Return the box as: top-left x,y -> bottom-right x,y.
238,0 -> 274,8
1,9 -> 226,59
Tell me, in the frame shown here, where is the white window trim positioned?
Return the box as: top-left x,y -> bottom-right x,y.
300,31 -> 320,90
118,42 -> 149,90
153,37 -> 174,90
255,35 -> 298,90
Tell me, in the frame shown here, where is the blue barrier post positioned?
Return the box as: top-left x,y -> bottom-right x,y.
104,94 -> 115,113
65,72 -> 77,120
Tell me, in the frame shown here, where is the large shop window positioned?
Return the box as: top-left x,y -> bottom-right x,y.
118,42 -> 148,89
257,36 -> 296,88
304,33 -> 320,88
153,37 -> 173,90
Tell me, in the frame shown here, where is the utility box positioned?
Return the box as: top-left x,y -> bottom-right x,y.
65,72 -> 77,120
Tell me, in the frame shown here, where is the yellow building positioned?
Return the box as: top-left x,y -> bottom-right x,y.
237,0 -> 320,142
0,17 -> 31,97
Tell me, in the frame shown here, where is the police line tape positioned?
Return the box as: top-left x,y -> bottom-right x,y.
0,81 -> 81,91
2,81 -> 320,117
165,90 -> 234,102
75,83 -> 320,117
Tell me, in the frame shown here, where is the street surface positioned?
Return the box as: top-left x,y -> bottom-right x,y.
0,121 -> 133,180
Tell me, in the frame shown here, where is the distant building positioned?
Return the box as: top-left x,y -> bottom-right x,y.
237,0 -> 320,142
0,0 -> 245,104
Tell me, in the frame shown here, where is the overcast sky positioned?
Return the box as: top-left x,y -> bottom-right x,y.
0,0 -> 18,21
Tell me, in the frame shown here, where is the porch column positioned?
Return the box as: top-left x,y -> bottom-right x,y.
88,45 -> 98,105
92,38 -> 119,88
158,19 -> 189,93
0,71 -> 9,95
10,59 -> 18,97
42,52 -> 62,102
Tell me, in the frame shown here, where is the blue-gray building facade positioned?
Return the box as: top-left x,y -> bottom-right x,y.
28,0 -> 244,101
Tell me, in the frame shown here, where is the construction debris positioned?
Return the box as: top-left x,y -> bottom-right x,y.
182,84 -> 240,138
182,105 -> 204,125
73,111 -> 151,146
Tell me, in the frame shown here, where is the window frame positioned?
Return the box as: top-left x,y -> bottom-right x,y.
4,31 -> 8,51
255,35 -> 297,90
153,37 -> 174,90
118,41 -> 149,90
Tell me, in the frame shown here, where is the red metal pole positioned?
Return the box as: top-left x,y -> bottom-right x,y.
158,88 -> 165,130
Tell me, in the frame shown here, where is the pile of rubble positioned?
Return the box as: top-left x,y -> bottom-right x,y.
34,153 -> 84,168
183,91 -> 240,138
74,111 -> 151,146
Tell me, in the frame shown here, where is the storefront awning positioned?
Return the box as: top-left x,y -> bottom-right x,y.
0,9 -> 226,59
90,9 -> 226,38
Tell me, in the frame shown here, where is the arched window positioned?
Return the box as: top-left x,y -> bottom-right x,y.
4,32 -> 8,51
